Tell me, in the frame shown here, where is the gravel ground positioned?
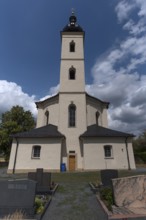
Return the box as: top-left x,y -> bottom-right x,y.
42,182 -> 107,220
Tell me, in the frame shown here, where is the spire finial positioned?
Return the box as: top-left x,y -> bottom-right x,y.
71,8 -> 75,15
69,9 -> 77,26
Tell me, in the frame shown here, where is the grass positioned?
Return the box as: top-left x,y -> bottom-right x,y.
51,168 -> 146,184
1,166 -> 146,183
52,171 -> 100,183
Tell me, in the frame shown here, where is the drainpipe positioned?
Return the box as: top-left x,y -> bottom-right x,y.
13,137 -> 19,174
125,136 -> 131,170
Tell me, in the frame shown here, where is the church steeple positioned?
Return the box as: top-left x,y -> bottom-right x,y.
59,13 -> 85,93
58,13 -> 87,154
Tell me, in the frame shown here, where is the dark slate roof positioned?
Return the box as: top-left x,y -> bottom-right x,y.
12,124 -> 64,138
62,13 -> 84,32
35,94 -> 59,108
80,125 -> 134,138
86,93 -> 109,108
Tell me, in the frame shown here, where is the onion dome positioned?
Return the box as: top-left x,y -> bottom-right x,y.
63,11 -> 84,32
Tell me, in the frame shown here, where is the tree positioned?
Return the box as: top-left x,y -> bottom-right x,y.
0,106 -> 35,161
133,131 -> 146,163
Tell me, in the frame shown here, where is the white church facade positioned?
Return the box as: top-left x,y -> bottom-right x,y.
8,13 -> 135,173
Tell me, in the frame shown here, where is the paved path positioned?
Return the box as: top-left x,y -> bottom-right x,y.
42,182 -> 107,220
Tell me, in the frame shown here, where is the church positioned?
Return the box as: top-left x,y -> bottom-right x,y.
8,13 -> 135,173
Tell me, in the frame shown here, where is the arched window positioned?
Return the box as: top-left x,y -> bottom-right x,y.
69,66 -> 76,80
96,111 -> 100,125
45,110 -> 49,125
32,145 -> 41,158
104,145 -> 112,158
70,40 -> 75,52
69,104 -> 76,127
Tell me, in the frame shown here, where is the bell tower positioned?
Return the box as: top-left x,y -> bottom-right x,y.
59,12 -> 85,93
58,13 -> 87,170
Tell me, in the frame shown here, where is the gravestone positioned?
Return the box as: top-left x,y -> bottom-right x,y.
100,169 -> 118,187
112,175 -> 146,215
0,179 -> 36,217
28,168 -> 51,193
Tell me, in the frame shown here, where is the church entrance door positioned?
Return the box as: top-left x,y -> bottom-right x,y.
69,155 -> 75,171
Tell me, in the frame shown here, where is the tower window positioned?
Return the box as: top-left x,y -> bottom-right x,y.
45,110 -> 49,125
70,41 -> 75,52
69,66 -> 76,80
69,104 -> 76,127
104,145 -> 112,158
32,145 -> 41,158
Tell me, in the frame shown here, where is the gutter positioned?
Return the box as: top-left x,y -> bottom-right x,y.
125,136 -> 131,170
13,137 -> 19,174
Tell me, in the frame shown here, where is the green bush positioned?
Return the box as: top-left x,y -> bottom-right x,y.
34,197 -> 44,214
135,152 -> 146,163
100,187 -> 114,210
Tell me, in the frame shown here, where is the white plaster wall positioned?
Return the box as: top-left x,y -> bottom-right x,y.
86,101 -> 108,127
61,34 -> 84,59
83,137 -> 135,170
86,103 -> 102,126
102,109 -> 108,127
60,33 -> 85,93
58,93 -> 87,170
8,138 -> 62,173
60,60 -> 85,93
36,102 -> 59,128
36,108 -> 44,128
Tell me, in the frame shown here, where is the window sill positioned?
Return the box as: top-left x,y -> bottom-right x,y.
104,157 -> 114,159
31,157 -> 40,159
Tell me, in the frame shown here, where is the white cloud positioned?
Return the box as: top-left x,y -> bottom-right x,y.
86,0 -> 146,135
39,84 -> 59,101
0,80 -> 37,116
115,0 -> 136,23
0,80 -> 60,120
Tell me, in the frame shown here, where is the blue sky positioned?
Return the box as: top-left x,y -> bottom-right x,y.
0,0 -> 146,135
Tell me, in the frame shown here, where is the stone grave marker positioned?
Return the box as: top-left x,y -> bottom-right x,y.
112,175 -> 146,215
100,169 -> 118,187
0,179 -> 36,217
28,168 -> 51,193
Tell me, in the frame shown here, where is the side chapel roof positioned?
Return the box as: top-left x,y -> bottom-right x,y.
80,124 -> 134,138
12,124 -> 64,138
35,94 -> 59,108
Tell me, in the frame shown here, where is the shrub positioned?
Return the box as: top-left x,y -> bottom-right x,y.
135,152 -> 146,163
34,196 -> 48,214
100,187 -> 114,210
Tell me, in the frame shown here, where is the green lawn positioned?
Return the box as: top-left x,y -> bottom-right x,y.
1,167 -> 146,183
51,169 -> 146,183
52,171 -> 100,183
